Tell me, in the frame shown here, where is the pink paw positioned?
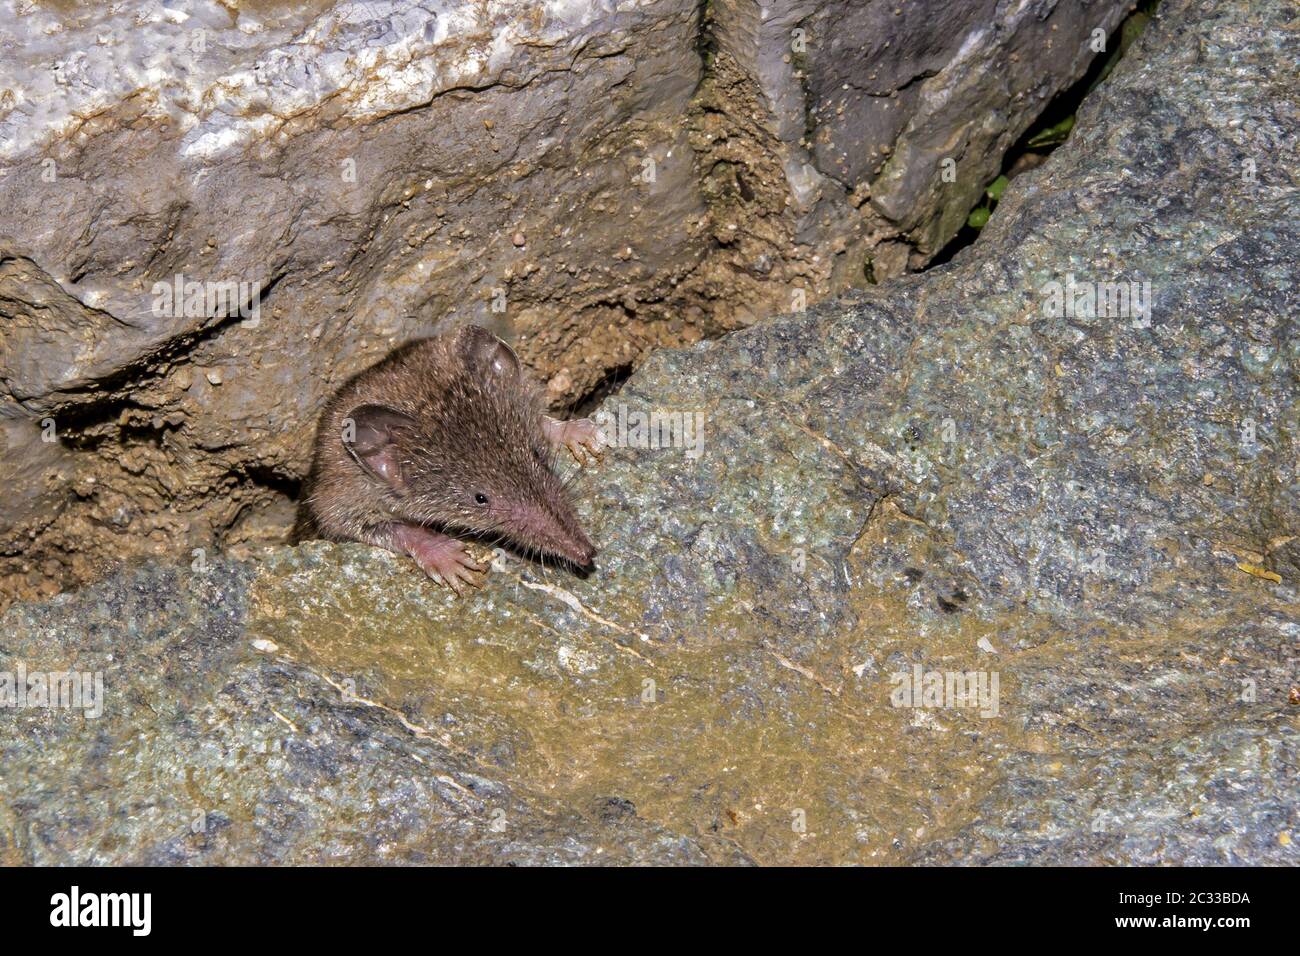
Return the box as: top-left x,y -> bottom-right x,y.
393,525 -> 485,595
544,416 -> 605,464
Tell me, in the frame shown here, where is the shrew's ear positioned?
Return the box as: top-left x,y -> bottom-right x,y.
341,404 -> 415,488
456,324 -> 521,381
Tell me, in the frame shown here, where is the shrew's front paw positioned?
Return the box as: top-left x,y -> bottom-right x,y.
544,416 -> 605,465
393,525 -> 485,595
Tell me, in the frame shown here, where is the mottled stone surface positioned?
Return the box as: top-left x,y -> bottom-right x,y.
0,558 -> 738,864
1,0 -> 1296,865
701,0 -> 1132,277
0,0 -> 1125,605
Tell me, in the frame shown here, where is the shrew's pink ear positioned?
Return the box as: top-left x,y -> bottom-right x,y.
342,404 -> 415,488
456,324 -> 521,381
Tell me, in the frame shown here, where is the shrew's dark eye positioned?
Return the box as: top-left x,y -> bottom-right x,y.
474,493 -> 489,505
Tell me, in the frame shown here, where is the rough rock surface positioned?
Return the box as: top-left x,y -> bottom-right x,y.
1,0 -> 1296,865
699,0 -> 1132,284
0,0 -> 1128,605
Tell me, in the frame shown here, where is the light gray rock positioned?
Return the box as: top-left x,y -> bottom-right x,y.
698,0 -> 1132,281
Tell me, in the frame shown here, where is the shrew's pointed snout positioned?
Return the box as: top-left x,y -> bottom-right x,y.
548,515 -> 597,568
565,534 -> 597,569
506,500 -> 597,569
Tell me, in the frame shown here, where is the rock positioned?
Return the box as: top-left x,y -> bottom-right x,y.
1,0 -> 1295,864
0,0 -> 1129,603
0,558 -> 742,865
702,0 -> 1133,271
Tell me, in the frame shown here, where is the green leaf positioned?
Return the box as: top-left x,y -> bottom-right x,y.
1026,114 -> 1076,149
985,175 -> 1010,202
967,206 -> 991,230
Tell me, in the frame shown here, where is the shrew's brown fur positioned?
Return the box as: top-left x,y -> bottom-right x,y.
301,325 -> 595,568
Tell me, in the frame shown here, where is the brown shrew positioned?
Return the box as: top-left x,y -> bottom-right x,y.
301,325 -> 603,593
